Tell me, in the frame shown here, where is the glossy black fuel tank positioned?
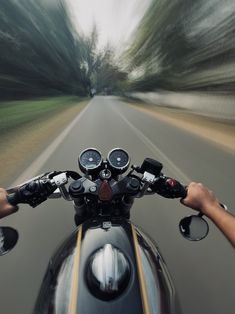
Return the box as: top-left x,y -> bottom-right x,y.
34,218 -> 182,314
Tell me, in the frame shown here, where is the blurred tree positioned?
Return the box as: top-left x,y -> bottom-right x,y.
93,46 -> 128,94
126,0 -> 235,92
0,0 -> 92,99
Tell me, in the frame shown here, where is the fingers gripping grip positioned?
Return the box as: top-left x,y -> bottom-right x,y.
7,193 -> 21,206
7,179 -> 56,207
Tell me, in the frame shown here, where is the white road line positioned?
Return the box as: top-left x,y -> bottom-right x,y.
11,101 -> 92,186
113,105 -> 191,183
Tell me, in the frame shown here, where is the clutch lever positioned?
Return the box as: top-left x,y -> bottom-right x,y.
48,188 -> 61,199
50,173 -> 72,201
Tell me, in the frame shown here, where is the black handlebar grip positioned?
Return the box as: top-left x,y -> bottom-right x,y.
153,177 -> 187,199
170,181 -> 187,199
179,185 -> 187,199
7,193 -> 20,206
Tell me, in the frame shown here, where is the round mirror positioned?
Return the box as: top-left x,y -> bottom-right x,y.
179,215 -> 209,241
0,227 -> 18,256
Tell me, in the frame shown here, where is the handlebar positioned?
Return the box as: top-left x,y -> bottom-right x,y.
7,169 -> 228,219
7,170 -> 187,208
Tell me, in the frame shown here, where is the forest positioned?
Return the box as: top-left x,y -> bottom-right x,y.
1,0 -> 235,100
0,0 -> 125,100
126,0 -> 235,92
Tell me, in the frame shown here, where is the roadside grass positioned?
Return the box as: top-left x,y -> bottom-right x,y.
0,96 -> 85,136
0,96 -> 89,186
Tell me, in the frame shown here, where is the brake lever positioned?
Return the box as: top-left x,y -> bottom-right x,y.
136,171 -> 156,198
143,187 -> 155,196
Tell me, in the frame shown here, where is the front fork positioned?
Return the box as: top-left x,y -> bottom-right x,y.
73,197 -> 88,226
119,196 -> 134,219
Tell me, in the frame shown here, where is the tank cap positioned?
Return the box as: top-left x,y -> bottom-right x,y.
86,244 -> 130,300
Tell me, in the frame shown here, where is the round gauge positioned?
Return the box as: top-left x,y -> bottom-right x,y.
107,148 -> 130,173
79,148 -> 103,173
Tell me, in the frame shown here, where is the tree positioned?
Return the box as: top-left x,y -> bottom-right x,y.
93,46 -> 128,94
125,0 -> 235,92
0,0 -> 92,99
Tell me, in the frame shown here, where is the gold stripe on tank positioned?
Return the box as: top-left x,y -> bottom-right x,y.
131,224 -> 151,314
68,225 -> 83,314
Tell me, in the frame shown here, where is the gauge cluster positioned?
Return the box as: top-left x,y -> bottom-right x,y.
107,148 -> 130,173
78,148 -> 130,175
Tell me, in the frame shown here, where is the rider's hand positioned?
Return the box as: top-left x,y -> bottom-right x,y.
0,188 -> 18,219
180,182 -> 221,216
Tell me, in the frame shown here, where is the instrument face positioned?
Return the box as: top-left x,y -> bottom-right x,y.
79,148 -> 103,173
107,148 -> 130,173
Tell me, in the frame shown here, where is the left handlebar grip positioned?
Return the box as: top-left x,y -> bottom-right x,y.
7,193 -> 21,206
7,179 -> 56,208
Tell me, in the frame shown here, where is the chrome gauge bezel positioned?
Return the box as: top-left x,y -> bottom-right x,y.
107,148 -> 130,173
78,148 -> 103,173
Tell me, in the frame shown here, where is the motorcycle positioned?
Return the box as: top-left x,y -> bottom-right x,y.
2,148 -> 212,314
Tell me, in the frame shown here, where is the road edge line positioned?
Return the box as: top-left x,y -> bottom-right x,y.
113,105 -> 191,183
11,101 -> 92,186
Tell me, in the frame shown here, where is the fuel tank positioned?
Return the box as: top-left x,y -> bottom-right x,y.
34,218 -> 182,314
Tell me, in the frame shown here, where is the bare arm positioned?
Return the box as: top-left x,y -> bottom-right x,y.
204,203 -> 235,248
0,188 -> 18,219
181,182 -> 235,248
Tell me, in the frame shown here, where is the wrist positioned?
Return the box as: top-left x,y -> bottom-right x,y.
203,202 -> 223,218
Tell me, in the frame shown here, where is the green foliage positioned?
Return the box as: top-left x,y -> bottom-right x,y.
0,96 -> 82,134
0,0 -> 92,99
93,46 -> 128,94
0,0 -> 127,99
126,0 -> 235,92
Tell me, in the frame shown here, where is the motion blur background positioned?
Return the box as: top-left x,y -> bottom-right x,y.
0,1 -> 235,314
2,0 -> 235,99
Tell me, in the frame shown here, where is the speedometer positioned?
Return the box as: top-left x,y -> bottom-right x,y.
107,148 -> 130,173
79,148 -> 103,173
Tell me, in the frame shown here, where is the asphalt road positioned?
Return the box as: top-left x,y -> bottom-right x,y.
0,96 -> 234,314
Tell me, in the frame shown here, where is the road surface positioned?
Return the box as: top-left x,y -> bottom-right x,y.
0,96 -> 234,314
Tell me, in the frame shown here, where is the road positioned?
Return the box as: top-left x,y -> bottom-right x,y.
0,96 -> 234,314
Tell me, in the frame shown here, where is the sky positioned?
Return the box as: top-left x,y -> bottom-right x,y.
66,0 -> 152,51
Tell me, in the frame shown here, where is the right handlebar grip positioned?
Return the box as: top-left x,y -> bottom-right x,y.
180,185 -> 187,199
153,177 -> 187,199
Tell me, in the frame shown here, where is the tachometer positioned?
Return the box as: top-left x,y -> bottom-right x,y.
107,148 -> 130,173
79,148 -> 103,173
